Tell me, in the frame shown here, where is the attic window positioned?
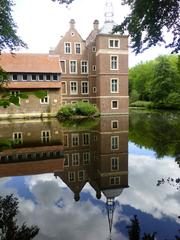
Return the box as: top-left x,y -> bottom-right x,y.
71,32 -> 75,36
12,74 -> 18,81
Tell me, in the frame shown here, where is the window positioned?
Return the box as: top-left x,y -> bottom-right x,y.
46,74 -> 51,81
41,130 -> 51,143
72,153 -> 80,166
31,74 -> 36,81
111,136 -> 119,150
81,81 -> 89,94
82,133 -> 90,145
75,43 -> 81,54
71,133 -> 79,146
60,60 -> 66,73
109,39 -> 120,48
110,55 -> 118,70
78,171 -> 84,181
64,154 -> 69,167
111,100 -> 118,109
83,152 -> 90,165
111,157 -> 119,171
64,42 -> 71,54
40,96 -> 49,104
39,74 -> 44,81
13,132 -> 23,144
53,74 -> 58,81
70,81 -> 78,95
61,81 -> 67,94
69,172 -> 75,182
110,176 -> 120,185
70,60 -> 77,74
93,87 -> 97,93
111,78 -> 119,93
64,134 -> 69,147
111,120 -> 118,129
81,61 -> 88,74
92,65 -> 96,71
82,99 -> 89,103
92,46 -> 96,52
22,74 -> 27,81
12,74 -> 18,81
10,91 -> 19,97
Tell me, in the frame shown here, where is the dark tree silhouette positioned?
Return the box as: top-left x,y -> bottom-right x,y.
0,194 -> 39,240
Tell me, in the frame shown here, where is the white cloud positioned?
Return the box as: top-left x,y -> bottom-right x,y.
11,0 -> 171,67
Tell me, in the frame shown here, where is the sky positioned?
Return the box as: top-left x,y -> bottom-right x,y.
12,0 -> 171,67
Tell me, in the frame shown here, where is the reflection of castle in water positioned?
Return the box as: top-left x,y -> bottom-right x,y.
0,115 -> 128,237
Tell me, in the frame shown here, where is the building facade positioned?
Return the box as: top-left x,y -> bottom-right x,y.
52,16 -> 128,115
0,3 -> 128,118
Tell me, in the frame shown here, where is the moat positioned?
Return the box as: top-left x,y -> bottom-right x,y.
0,110 -> 179,240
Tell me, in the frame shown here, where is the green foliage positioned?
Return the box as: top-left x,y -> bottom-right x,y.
129,55 -> 180,109
0,194 -> 39,239
59,118 -> 99,130
113,0 -> 180,54
130,101 -> 153,108
57,102 -> 99,119
129,110 -> 180,159
0,0 -> 27,52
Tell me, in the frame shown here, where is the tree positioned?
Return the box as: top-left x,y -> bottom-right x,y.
113,0 -> 180,54
150,56 -> 178,103
0,0 -> 26,53
0,194 -> 39,240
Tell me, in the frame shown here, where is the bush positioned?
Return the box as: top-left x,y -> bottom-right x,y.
57,102 -> 99,119
130,101 -> 153,108
166,93 -> 180,109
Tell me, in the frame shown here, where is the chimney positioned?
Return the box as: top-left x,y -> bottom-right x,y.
69,19 -> 75,28
93,19 -> 99,30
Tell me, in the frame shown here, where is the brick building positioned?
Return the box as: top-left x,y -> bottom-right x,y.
0,1 -> 128,118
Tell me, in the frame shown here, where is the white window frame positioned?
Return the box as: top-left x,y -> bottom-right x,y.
72,153 -> 80,166
68,172 -> 75,182
110,78 -> 119,93
12,74 -> 18,81
110,176 -> 121,185
109,39 -> 120,48
69,60 -> 77,74
41,130 -> 51,143
13,132 -> 23,144
111,157 -> 119,171
61,81 -> 67,95
70,81 -> 78,95
110,55 -> 118,70
71,133 -> 79,146
82,133 -> 90,146
93,87 -> 97,93
92,65 -> 96,71
64,154 -> 69,167
74,42 -> 81,54
31,74 -> 37,81
111,136 -> 119,150
64,134 -> 69,147
38,74 -> 44,81
92,46 -> 96,52
81,81 -> 89,95
83,152 -> 90,165
40,95 -> 49,104
111,100 -> 118,109
81,60 -> 88,74
22,74 -> 28,81
78,170 -> 85,181
60,60 -> 66,74
64,42 -> 71,54
111,120 -> 119,129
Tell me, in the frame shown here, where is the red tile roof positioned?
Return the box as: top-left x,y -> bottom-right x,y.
0,53 -> 61,73
4,82 -> 61,89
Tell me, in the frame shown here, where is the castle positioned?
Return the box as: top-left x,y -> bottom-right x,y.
0,1 -> 128,118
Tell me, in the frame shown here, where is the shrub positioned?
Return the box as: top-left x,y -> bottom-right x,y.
130,101 -> 153,108
57,102 -> 99,119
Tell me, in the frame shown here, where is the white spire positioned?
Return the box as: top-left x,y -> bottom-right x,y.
104,0 -> 114,23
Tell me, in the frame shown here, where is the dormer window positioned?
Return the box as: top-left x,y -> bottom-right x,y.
64,42 -> 71,54
12,74 -> 18,81
109,39 -> 120,48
